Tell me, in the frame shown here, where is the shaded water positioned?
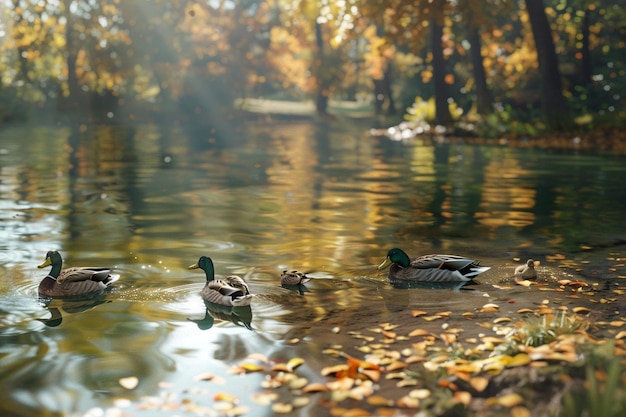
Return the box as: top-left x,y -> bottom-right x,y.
1,123 -> 625,416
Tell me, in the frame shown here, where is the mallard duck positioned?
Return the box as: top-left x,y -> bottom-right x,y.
280,270 -> 311,286
188,256 -> 253,306
378,248 -> 490,283
514,259 -> 540,281
37,250 -> 119,298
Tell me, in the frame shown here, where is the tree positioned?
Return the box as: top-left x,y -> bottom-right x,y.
430,11 -> 453,124
525,0 -> 571,130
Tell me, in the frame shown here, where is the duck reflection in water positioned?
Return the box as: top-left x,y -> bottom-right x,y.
37,296 -> 111,327
189,302 -> 253,330
280,270 -> 312,295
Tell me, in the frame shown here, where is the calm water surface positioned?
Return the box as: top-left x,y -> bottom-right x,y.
1,123 -> 625,416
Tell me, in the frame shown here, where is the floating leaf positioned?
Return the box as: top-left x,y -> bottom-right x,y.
573,307 -> 591,314
251,391 -> 279,405
247,353 -> 268,363
367,395 -> 394,406
408,328 -> 429,337
361,369 -> 381,382
287,357 -> 305,371
238,362 -> 265,372
214,392 -> 239,404
272,402 -> 293,413
288,377 -> 309,390
327,377 -> 355,391
292,397 -> 310,408
382,330 -> 397,339
480,303 -> 500,312
610,321 -> 625,327
119,376 -> 139,390
440,333 -> 457,345
493,317 -> 512,324
411,310 -> 428,317
386,361 -> 408,372
302,383 -> 328,393
321,364 -> 349,376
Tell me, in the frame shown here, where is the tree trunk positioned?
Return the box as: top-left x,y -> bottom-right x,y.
315,22 -> 328,114
580,8 -> 592,86
468,26 -> 492,114
62,0 -> 82,110
525,0 -> 571,130
430,18 -> 452,125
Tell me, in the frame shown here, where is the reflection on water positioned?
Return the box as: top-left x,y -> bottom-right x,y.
1,123 -> 626,415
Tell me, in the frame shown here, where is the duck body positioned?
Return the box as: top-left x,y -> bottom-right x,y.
189,256 -> 253,307
514,259 -> 539,281
37,251 -> 119,298
378,248 -> 490,283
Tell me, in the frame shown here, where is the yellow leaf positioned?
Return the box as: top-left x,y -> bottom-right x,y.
408,328 -> 429,337
213,392 -> 239,403
53,32 -> 66,48
507,353 -> 531,367
239,362 -> 265,372
411,310 -> 428,317
498,393 -> 524,407
287,357 -> 305,372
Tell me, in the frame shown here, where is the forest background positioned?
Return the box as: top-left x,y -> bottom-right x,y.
0,0 -> 623,139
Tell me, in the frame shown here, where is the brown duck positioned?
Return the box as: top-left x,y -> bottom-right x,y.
37,251 -> 119,297
188,256 -> 253,306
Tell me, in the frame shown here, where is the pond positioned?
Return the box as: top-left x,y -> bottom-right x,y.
1,122 -> 625,416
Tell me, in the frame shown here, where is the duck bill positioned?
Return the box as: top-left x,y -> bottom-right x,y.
377,257 -> 392,270
38,257 -> 52,269
188,263 -> 200,270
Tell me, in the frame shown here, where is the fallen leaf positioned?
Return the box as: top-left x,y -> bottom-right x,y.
367,395 -> 394,406
302,383 -> 328,393
470,377 -> 489,392
409,388 -> 431,399
498,393 -> 524,407
453,391 -> 472,405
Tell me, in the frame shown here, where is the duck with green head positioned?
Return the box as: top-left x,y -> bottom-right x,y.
378,248 -> 490,283
188,256 -> 253,306
37,250 -> 119,298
